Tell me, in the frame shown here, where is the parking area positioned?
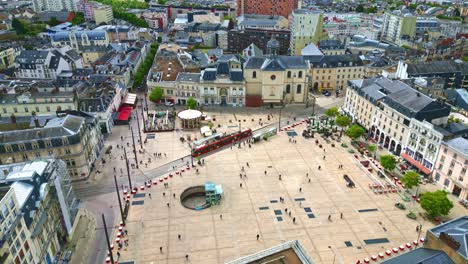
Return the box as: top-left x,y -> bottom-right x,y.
114,120 -> 437,264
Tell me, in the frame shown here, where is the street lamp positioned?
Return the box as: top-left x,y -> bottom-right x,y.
131,127 -> 139,169
102,214 -> 115,264
113,175 -> 125,225
328,246 -> 336,264
416,224 -> 423,246
123,147 -> 132,190
135,109 -> 143,149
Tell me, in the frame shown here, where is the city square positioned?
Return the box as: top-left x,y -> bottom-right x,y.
109,116 -> 437,264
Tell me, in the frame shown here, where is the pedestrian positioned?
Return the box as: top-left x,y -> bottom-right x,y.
247,162 -> 250,167
240,173 -> 243,179
308,178 -> 311,183
285,208 -> 288,213
178,234 -> 181,240
279,175 -> 282,180
299,187 -> 302,192
160,246 -> 163,253
289,212 -> 291,217
293,217 -> 296,224
256,234 -> 260,240
117,252 -> 121,258
240,183 -> 243,188
241,166 -> 244,171
323,149 -> 326,153
124,230 -> 128,235
220,214 -> 223,220
173,193 -> 176,198
113,167 -> 116,172
306,173 -> 309,177
264,170 -> 267,175
167,203 -> 170,207
328,215 -> 331,221
148,193 -> 152,199
299,202 -> 302,207
186,254 -> 189,260
202,159 -> 205,164
340,212 -> 343,219
163,192 -> 165,196
416,226 -> 419,232
318,166 -> 321,170
323,155 -> 326,160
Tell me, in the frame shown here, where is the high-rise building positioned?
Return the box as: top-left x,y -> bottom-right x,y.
32,0 -> 77,12
381,11 -> 416,44
237,0 -> 298,18
290,9 -> 323,55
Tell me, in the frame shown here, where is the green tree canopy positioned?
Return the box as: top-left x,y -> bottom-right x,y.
401,170 -> 420,189
325,107 -> 339,118
367,145 -> 376,153
420,190 -> 454,217
71,12 -> 85,25
186,97 -> 197,109
149,87 -> 163,103
48,17 -> 60,26
380,154 -> 396,171
345,124 -> 365,140
336,115 -> 351,128
12,18 -> 26,35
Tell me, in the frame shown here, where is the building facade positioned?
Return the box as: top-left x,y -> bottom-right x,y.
32,0 -> 77,12
433,138 -> 468,200
92,3 -> 113,24
0,47 -> 19,70
343,78 -> 451,174
0,114 -> 104,180
228,29 -> 291,55
381,11 -> 416,44
237,0 -> 298,18
0,159 -> 79,264
50,30 -> 109,52
290,9 -> 324,56
15,50 -> 73,79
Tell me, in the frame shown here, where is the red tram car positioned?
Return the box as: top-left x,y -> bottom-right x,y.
192,129 -> 252,157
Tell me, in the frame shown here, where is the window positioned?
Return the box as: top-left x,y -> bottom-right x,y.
287,71 -> 291,78
298,71 -> 302,78
2,108 -> 6,113
448,170 -> 452,176
65,148 -> 71,154
286,85 -> 291,93
13,107 -> 17,113
270,75 -> 276,80
296,84 -> 302,94
24,107 -> 28,113
444,178 -> 450,186
252,71 -> 256,79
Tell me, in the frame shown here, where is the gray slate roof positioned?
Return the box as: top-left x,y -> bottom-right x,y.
381,248 -> 454,264
244,56 -> 308,71
429,216 -> 468,260
445,137 -> 468,157
176,73 -> 201,83
16,50 -> 49,64
407,61 -> 462,75
0,115 -> 84,144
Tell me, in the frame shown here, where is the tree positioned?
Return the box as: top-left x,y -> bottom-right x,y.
12,18 -> 26,35
149,87 -> 163,103
157,36 -> 162,43
367,144 -> 376,157
186,97 -> 197,109
336,115 -> 351,128
420,190 -> 454,218
325,107 -> 339,118
345,124 -> 365,140
157,0 -> 167,4
401,171 -> 420,190
48,17 -> 60,26
380,154 -> 396,171
71,12 -> 85,25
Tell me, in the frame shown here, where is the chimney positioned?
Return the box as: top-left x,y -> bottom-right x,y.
187,12 -> 194,23
10,114 -> 16,124
34,118 -> 40,128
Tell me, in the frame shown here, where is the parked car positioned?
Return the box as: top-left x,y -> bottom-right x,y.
322,90 -> 331,96
164,102 -> 174,107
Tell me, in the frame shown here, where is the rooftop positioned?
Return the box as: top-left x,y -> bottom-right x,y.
429,216 -> 468,260
444,137 -> 468,157
381,248 -> 454,264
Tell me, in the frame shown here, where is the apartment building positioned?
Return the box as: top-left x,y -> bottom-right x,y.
228,29 -> 291,55
0,47 -> 19,69
381,11 -> 416,44
0,159 -> 79,264
14,50 -> 77,80
343,78 -> 451,175
142,12 -> 168,31
237,0 -> 298,18
306,54 -> 365,92
433,138 -> 468,200
92,3 -> 113,24
0,80 -> 76,117
0,114 -> 103,180
290,9 -> 324,55
317,39 -> 346,55
32,0 -> 77,12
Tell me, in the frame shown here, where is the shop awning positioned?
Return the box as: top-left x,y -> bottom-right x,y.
123,93 -> 137,105
401,153 -> 431,175
117,106 -> 133,121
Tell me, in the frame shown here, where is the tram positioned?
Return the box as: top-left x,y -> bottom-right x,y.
192,129 -> 252,157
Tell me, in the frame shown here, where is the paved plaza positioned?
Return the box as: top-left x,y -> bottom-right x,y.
115,120 -> 437,264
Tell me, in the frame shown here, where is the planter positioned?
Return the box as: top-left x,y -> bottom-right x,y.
407,212 -> 417,220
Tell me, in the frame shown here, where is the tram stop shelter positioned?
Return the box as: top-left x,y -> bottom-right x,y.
178,109 -> 202,128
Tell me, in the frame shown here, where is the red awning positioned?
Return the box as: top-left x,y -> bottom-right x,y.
401,153 -> 431,175
117,106 -> 133,121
